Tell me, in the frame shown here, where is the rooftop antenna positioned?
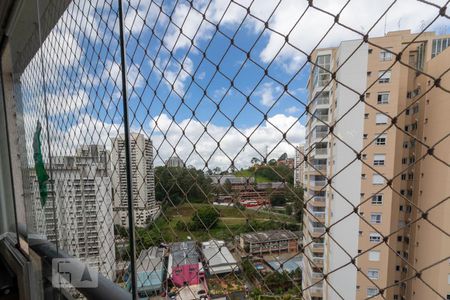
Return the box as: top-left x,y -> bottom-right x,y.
384,14 -> 387,35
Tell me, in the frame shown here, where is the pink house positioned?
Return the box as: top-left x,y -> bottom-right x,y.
171,263 -> 205,286
168,242 -> 206,288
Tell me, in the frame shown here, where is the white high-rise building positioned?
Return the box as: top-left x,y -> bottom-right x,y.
294,145 -> 305,188
30,145 -> 116,280
111,133 -> 159,228
165,154 -> 184,168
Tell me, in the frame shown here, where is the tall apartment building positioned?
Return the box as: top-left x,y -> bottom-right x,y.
165,154 -> 184,168
30,145 -> 116,280
294,145 -> 305,188
111,133 -> 158,228
301,30 -> 450,300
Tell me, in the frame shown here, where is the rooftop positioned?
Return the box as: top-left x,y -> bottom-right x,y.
132,247 -> 166,291
240,230 -> 299,243
170,241 -> 200,266
265,254 -> 303,273
201,240 -> 239,275
208,175 -> 254,185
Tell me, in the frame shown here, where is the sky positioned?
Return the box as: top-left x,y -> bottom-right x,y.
18,0 -> 448,170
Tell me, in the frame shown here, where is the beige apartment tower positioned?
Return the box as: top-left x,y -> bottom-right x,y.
111,133 -> 159,228
302,30 -> 450,300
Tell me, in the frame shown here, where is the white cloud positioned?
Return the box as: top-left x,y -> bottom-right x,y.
256,82 -> 282,107
150,113 -> 305,169
163,57 -> 194,94
257,0 -> 446,72
47,90 -> 90,116
159,0 -> 446,72
286,106 -> 301,114
103,60 -> 146,90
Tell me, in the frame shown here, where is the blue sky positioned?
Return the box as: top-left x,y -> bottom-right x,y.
18,0 -> 448,169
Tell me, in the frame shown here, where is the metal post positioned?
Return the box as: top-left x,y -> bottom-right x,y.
117,0 -> 138,298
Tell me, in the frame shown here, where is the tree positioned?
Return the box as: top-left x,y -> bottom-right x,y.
285,204 -> 293,215
268,158 -> 277,165
286,185 -> 304,222
278,152 -> 288,161
255,164 -> 294,184
265,271 -> 292,292
155,166 -> 214,204
213,166 -> 221,174
191,206 -> 220,230
270,193 -> 286,206
250,157 -> 260,165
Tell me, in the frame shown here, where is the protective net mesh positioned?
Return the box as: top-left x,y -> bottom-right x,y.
7,0 -> 450,299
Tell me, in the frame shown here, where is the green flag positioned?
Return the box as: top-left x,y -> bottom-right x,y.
33,121 -> 49,207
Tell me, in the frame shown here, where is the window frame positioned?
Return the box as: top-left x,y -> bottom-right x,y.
378,70 -> 391,83
377,92 -> 389,104
373,154 -> 386,166
379,49 -> 393,61
372,174 -> 384,185
371,194 -> 383,205
370,213 -> 382,224
369,233 -> 382,243
375,134 -> 387,145
369,250 -> 381,261
367,287 -> 378,297
368,268 -> 380,280
375,113 -> 388,125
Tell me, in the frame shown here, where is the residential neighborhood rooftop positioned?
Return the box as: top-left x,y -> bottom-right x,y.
241,230 -> 299,243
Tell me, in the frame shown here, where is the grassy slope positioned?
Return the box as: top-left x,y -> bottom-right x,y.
151,203 -> 297,242
233,169 -> 271,183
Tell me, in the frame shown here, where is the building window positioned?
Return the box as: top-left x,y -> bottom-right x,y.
379,49 -> 393,61
372,194 -> 383,205
375,113 -> 388,124
369,233 -> 382,243
378,70 -> 391,83
373,154 -> 385,166
375,134 -> 387,145
372,174 -> 384,185
367,287 -> 378,297
369,250 -> 381,261
431,38 -> 450,58
370,213 -> 382,224
377,92 -> 389,104
368,268 -> 380,280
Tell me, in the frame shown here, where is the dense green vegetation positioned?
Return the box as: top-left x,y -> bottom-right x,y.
235,164 -> 294,184
115,203 -> 300,255
121,165 -> 303,255
155,166 -> 213,204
